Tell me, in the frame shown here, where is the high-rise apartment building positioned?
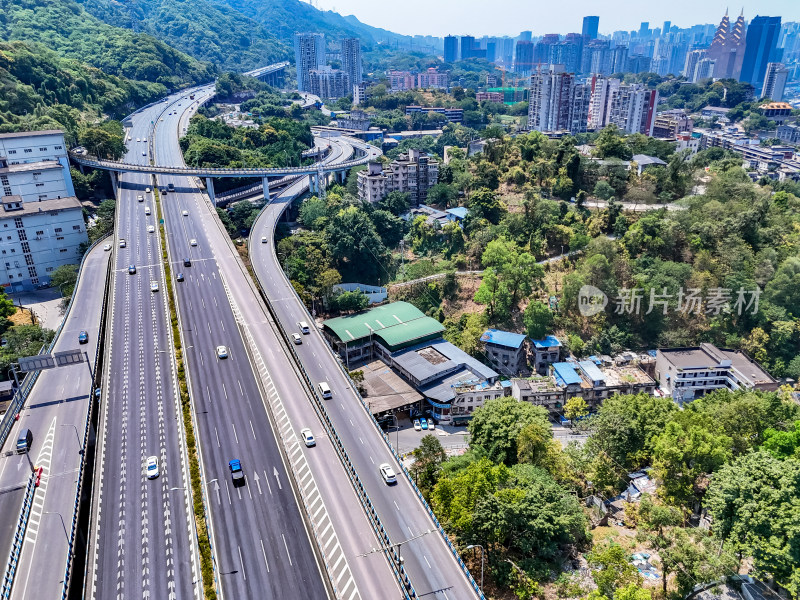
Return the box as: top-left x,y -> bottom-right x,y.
358,150 -> 439,206
583,16 -> 600,40
762,62 -> 788,100
341,37 -> 363,86
694,58 -> 717,82
416,68 -> 449,89
308,67 -> 350,99
706,10 -> 745,79
588,76 -> 658,135
518,31 -> 532,43
444,35 -> 459,62
388,70 -> 416,91
527,66 -> 589,134
461,36 -> 477,60
588,76 -> 621,129
514,41 -> 535,74
627,54 -> 652,74
610,45 -> 629,74
740,16 -> 782,88
294,33 -> 326,92
684,49 -> 706,80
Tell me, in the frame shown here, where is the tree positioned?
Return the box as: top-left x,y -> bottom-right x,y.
325,206 -> 387,284
468,397 -> 551,465
523,300 -> 553,340
651,420 -> 732,509
516,419 -> 562,474
427,183 -> 457,208
411,434 -> 447,498
467,188 -> 506,225
473,268 -> 512,321
595,125 -> 632,160
706,451 -> 800,597
331,290 -> 370,312
0,290 -> 15,338
378,191 -> 410,216
50,264 -> 79,298
593,180 -> 616,201
564,396 -> 589,422
587,543 -> 642,599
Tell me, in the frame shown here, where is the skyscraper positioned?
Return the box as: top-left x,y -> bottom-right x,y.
638,22 -> 650,38
514,41 -> 534,75
663,21 -> 672,35
341,37 -> 362,86
684,49 -> 706,80
762,62 -> 788,100
294,33 -> 325,92
518,31 -> 532,43
444,35 -> 459,62
461,36 -> 476,60
582,16 -> 600,40
740,16 -> 782,88
706,10 -> 746,80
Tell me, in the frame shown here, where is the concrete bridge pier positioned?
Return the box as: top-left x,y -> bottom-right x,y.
262,176 -> 270,203
109,170 -> 119,198
205,177 -> 216,206
309,174 -> 317,194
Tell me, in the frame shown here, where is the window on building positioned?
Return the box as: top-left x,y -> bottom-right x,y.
8,275 -> 12,280
33,172 -> 41,177
56,236 -> 64,241
54,146 -> 62,150
27,267 -> 36,277
31,278 -> 39,286
35,183 -> 44,187
35,231 -> 43,236
72,225 -> 81,231
59,248 -> 67,253
54,228 -> 62,233
7,150 -> 15,155
13,218 -> 22,228
37,195 -> 47,201
24,149 -> 32,153
21,242 -> 30,253
39,147 -> 47,152
46,267 -> 53,273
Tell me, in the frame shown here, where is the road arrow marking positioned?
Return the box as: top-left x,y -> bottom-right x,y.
273,467 -> 282,490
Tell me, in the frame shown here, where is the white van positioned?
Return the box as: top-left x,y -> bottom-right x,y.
145,206 -> 151,215
318,382 -> 332,399
298,321 -> 311,334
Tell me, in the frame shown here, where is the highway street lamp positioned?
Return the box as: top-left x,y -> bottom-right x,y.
44,511 -> 69,543
61,423 -> 83,454
466,544 -> 485,593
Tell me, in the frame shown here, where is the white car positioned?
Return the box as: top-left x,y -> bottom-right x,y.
148,225 -> 155,233
145,187 -> 152,193
379,463 -> 397,485
137,194 -> 144,202
141,151 -> 146,156
261,237 -> 267,243
119,239 -> 126,248
300,428 -> 315,447
150,281 -> 159,292
428,420 -> 436,430
189,239 -> 197,246
413,419 -> 421,431
298,321 -> 310,334
291,333 -> 302,344
145,456 -> 159,479
182,210 -> 189,216
216,345 -> 228,359
103,243 -> 111,251
136,138 -> 141,142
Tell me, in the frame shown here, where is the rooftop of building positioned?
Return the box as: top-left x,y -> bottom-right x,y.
531,335 -> 561,349
1,196 -> 81,215
632,154 -> 667,166
552,362 -> 582,386
322,301 -> 444,349
420,367 -> 486,404
760,101 -> 793,110
578,360 -> 606,383
480,328 -> 527,349
600,365 -> 655,387
512,376 -> 559,392
0,129 -> 64,140
446,207 -> 468,219
392,338 -> 497,384
0,159 -> 62,174
658,343 -> 775,385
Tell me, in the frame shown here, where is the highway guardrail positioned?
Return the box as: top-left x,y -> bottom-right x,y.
1,473 -> 36,598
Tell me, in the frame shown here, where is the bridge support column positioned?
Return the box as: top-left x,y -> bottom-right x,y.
262,176 -> 270,203
109,171 -> 119,199
309,174 -> 316,194
205,177 -> 216,206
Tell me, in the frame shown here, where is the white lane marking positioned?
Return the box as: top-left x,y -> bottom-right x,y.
250,420 -> 256,439
264,470 -> 272,495
369,456 -> 374,464
238,545 -> 246,581
231,423 -> 239,444
260,539 -> 270,573
359,437 -> 363,445
222,383 -> 228,400
424,555 -> 432,569
220,319 -> 225,332
224,479 -> 232,504
408,527 -> 414,537
215,427 -> 220,448
394,501 -> 400,511
281,534 -> 293,567
238,380 -> 243,396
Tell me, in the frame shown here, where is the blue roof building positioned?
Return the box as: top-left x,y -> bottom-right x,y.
531,335 -> 562,375
446,207 -> 468,222
531,335 -> 562,350
551,362 -> 582,387
578,360 -> 606,386
481,329 -> 529,376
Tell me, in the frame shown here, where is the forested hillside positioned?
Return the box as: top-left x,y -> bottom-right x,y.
72,0 -> 409,71
0,0 -> 214,87
0,41 -> 165,135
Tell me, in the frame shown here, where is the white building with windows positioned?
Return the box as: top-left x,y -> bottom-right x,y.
0,130 -> 75,202
0,196 -> 87,291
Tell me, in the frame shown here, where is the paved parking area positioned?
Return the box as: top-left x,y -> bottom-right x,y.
7,289 -> 64,331
388,416 -> 470,457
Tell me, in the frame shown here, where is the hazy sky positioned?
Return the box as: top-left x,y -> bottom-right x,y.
314,0 -> 799,38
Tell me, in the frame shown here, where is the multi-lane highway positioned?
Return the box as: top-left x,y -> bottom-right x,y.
152,90 -> 332,599
250,144 -> 483,599
86,97 -> 199,600
0,239 -> 109,600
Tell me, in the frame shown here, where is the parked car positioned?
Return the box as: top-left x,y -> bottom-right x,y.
413,419 -> 421,431
420,418 -> 428,430
379,463 -> 397,485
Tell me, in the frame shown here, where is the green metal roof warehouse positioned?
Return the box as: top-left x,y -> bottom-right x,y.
322,301 -> 445,352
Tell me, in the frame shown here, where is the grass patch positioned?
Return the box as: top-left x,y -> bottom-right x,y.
154,187 -> 217,600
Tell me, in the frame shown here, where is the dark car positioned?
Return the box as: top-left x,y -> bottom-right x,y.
78,330 -> 89,344
183,258 -> 191,267
176,273 -> 184,282
229,459 -> 245,486
128,264 -> 136,275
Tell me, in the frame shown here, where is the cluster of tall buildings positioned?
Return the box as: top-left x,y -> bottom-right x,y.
526,67 -> 658,135
387,68 -> 449,91
442,12 -> 797,99
294,33 -> 363,99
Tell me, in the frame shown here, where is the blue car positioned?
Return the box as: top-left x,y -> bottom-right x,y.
420,418 -> 428,430
78,330 -> 88,344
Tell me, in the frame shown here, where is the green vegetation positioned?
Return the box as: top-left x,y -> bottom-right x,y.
0,324 -> 55,380
0,0 -> 213,88
180,114 -> 312,169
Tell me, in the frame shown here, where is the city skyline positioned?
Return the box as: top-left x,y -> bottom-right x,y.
314,0 -> 799,38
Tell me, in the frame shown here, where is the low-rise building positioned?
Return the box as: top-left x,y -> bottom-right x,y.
655,342 -> 778,403
480,328 -> 528,376
631,154 -> 667,175
388,70 -> 415,91
404,106 -> 463,124
416,68 -> 449,90
652,111 -> 694,139
0,196 -> 87,291
476,91 -> 504,103
357,150 -> 439,206
759,101 -> 793,122
336,110 -> 372,131
511,376 -> 564,413
530,335 -> 562,375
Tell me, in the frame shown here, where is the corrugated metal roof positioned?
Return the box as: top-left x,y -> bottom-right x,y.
376,317 -> 444,349
446,207 -> 468,219
578,360 -> 605,383
552,362 -> 581,386
480,329 -> 527,349
531,335 -> 561,349
322,301 -> 427,343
